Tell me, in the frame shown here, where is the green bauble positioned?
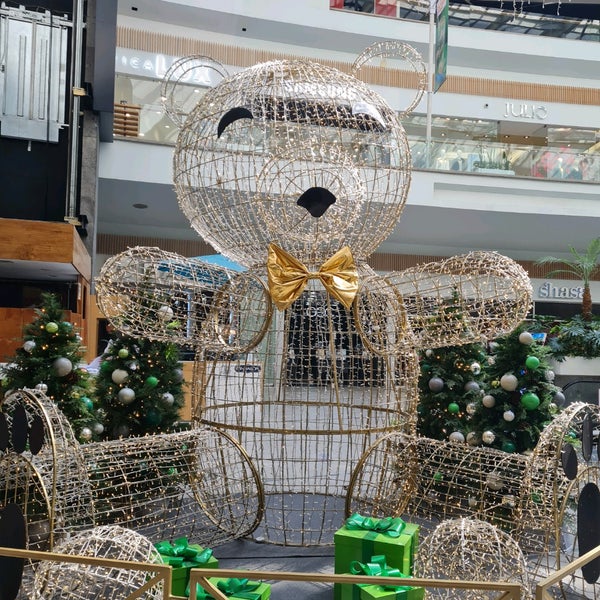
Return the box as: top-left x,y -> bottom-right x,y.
525,355 -> 540,370
143,408 -> 162,426
521,392 -> 540,410
45,322 -> 58,333
502,440 -> 516,453
81,396 -> 93,410
145,376 -> 159,388
118,348 -> 129,359
100,360 -> 113,373
447,402 -> 460,414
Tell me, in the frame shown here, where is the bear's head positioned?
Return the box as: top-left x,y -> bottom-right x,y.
173,59 -> 412,269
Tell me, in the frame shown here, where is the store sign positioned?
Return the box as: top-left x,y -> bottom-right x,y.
115,48 -> 222,86
537,281 -> 584,300
503,102 -> 548,120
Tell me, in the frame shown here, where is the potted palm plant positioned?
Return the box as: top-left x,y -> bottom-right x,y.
536,238 -> 600,374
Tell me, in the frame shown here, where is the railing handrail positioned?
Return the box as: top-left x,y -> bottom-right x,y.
188,567 -> 522,600
0,545 -> 523,600
535,543 -> 600,600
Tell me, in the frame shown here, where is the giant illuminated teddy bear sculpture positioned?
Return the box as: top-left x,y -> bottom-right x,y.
97,45 -> 532,545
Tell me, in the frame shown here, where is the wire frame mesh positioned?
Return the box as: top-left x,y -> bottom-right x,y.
31,526 -> 163,600
96,53 -> 536,548
161,55 -> 229,127
416,518 -> 533,600
347,432 -> 530,539
80,428 -> 264,548
173,58 -> 412,267
520,402 -> 600,599
0,389 -> 93,550
351,40 -> 426,117
195,267 -> 421,545
385,251 -> 533,349
95,246 -> 272,352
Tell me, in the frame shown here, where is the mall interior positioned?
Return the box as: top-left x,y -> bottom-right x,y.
1,0 -> 599,363
0,1 -> 600,597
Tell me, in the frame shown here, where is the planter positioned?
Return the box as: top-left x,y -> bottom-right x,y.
549,357 -> 600,377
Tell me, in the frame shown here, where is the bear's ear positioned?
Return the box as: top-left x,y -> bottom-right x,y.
0,503 -> 26,600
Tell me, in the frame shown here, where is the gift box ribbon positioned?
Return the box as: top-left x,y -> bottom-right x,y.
191,577 -> 263,599
345,513 -> 406,538
350,555 -> 411,592
155,537 -> 213,568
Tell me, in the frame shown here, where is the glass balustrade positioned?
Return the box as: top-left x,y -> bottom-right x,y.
112,74 -> 600,183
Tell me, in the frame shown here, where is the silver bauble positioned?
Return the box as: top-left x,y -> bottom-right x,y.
92,422 -> 105,435
35,382 -> 48,393
503,410 -> 515,422
482,430 -> 496,444
486,472 -> 504,490
518,331 -> 534,345
545,370 -> 555,382
161,392 -> 175,406
111,369 -> 129,384
464,381 -> 480,393
80,427 -> 92,441
117,387 -> 136,404
466,431 -> 481,446
448,431 -> 465,443
500,373 -> 518,392
482,394 -> 496,408
53,357 -> 73,377
428,377 -> 444,392
23,340 -> 36,353
466,402 -> 478,415
157,305 -> 174,321
470,362 -> 481,375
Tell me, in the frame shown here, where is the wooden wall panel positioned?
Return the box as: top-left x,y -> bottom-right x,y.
117,26 -> 600,107
0,218 -> 91,280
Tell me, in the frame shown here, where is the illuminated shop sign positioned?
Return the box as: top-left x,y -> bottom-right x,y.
503,102 -> 548,120
115,48 -> 222,86
537,281 -> 584,300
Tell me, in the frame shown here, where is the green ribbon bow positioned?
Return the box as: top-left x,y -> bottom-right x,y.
155,537 -> 213,568
192,578 -> 263,600
350,555 -> 411,592
345,513 -> 406,538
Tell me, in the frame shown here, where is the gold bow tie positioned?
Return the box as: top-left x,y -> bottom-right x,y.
267,243 -> 359,311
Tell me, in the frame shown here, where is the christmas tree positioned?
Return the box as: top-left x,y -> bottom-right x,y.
1,292 -> 102,442
470,322 -> 563,454
94,332 -> 186,439
417,342 -> 488,443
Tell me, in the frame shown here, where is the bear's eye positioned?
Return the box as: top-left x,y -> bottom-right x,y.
217,107 -> 253,138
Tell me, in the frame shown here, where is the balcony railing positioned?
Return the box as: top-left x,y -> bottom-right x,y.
113,103 -> 600,184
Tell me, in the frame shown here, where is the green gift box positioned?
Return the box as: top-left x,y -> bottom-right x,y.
334,514 -> 419,576
190,577 -> 271,600
155,537 -> 219,597
337,582 -> 424,600
360,583 -> 425,600
335,553 -> 422,600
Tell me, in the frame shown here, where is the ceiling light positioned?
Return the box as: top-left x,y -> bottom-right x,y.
133,203 -> 148,209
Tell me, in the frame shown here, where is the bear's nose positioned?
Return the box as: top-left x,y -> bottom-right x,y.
296,187 -> 336,218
